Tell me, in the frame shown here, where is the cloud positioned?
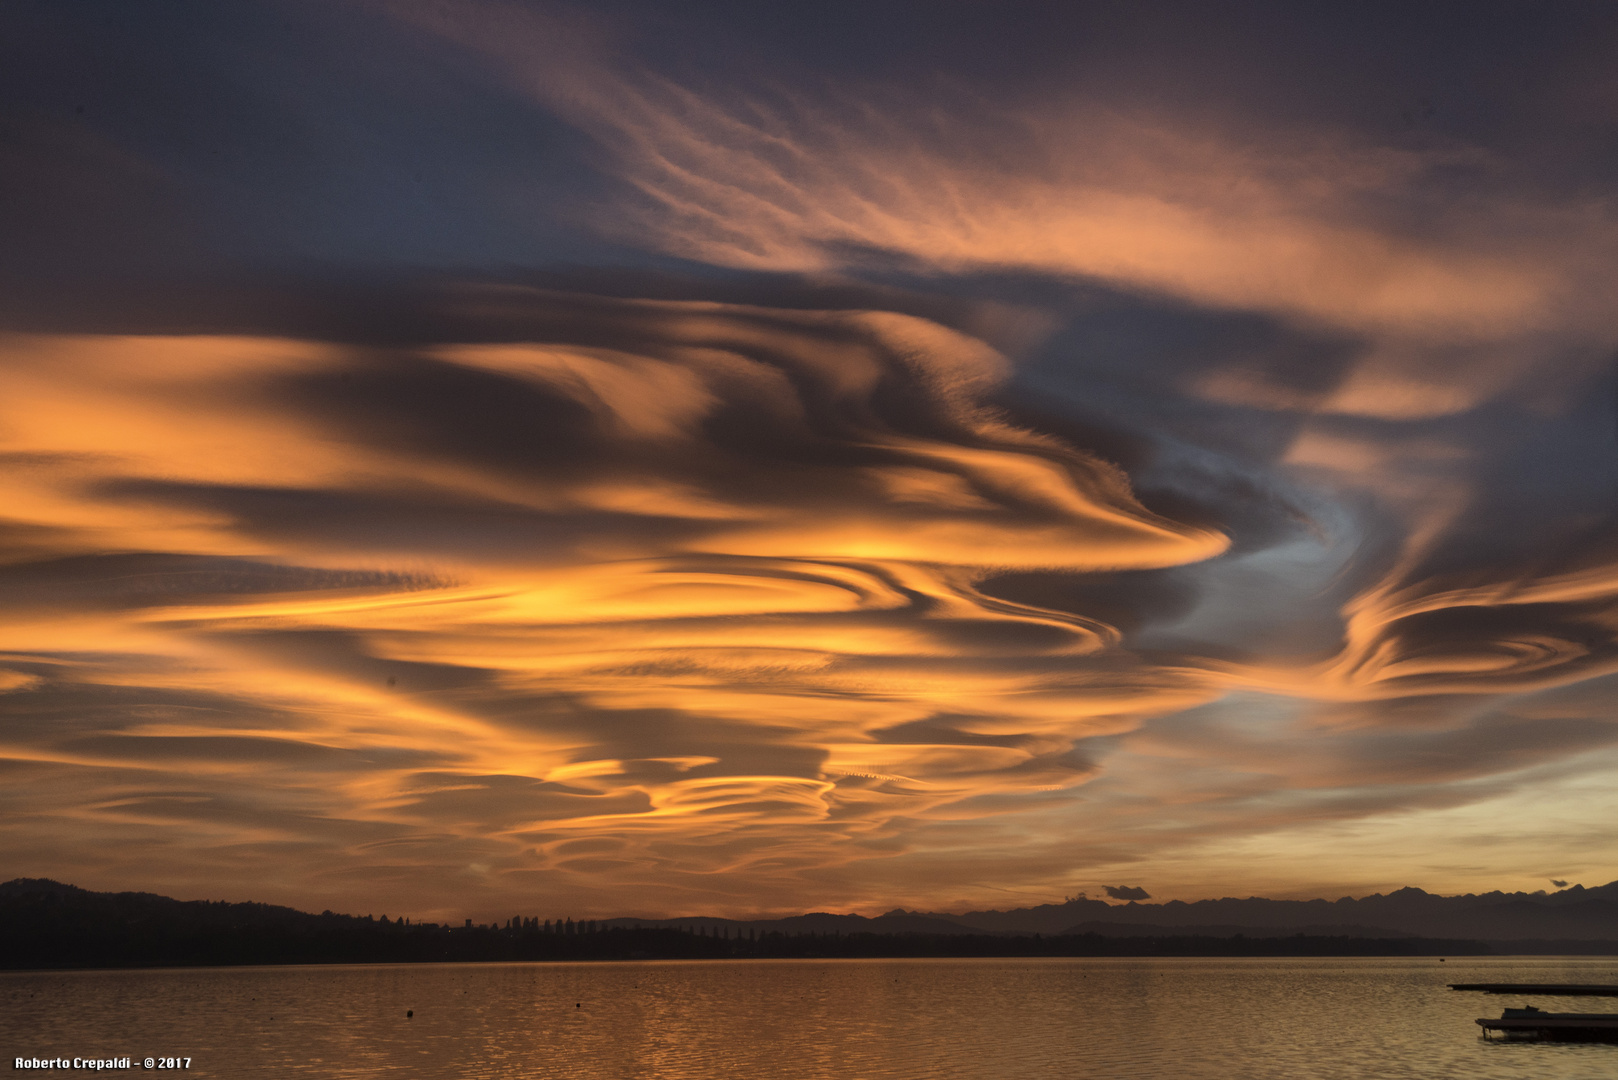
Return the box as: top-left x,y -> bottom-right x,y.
395,1 -> 1618,351
1103,885 -> 1151,901
4,0 -> 1618,918
0,287 -> 1234,916
7,272 -> 1611,918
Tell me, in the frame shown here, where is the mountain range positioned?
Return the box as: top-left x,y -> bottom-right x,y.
610,881 -> 1618,941
7,878 -> 1617,958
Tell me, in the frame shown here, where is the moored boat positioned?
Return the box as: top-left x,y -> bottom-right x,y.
1477,1005 -> 1618,1042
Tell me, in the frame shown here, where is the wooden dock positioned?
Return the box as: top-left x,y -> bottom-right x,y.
1477,1010 -> 1618,1041
1450,983 -> 1618,996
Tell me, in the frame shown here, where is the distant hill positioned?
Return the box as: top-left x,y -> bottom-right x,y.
889,881 -> 1618,940
1059,922 -> 1418,940
598,911 -> 982,937
0,877 -> 465,969
4,877 -> 1616,970
0,877 -> 772,969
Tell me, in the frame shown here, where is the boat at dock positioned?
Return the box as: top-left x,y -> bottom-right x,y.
1477,1006 -> 1618,1042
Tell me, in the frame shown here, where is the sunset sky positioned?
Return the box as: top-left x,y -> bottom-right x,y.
4,0 -> 1618,923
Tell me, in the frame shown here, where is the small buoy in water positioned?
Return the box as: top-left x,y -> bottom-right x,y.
1440,959 -> 1445,962
407,1010 -> 413,1017
576,1003 -> 581,1008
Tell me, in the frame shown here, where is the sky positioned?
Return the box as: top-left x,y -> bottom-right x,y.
3,0 -> 1618,923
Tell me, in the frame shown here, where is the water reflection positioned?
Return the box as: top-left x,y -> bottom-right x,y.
4,957 -> 1617,1079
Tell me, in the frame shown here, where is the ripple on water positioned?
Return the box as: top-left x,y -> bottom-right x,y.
3,956 -> 1617,1080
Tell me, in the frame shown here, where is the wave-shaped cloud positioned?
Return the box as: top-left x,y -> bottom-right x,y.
0,293 -> 1234,915
4,0 -> 1618,918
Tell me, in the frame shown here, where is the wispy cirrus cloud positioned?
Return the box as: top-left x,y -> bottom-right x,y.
397,0 -> 1618,348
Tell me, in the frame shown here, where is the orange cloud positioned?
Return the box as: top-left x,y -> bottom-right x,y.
0,296 -> 1232,917
6,4 -> 1616,917
393,1 -> 1616,348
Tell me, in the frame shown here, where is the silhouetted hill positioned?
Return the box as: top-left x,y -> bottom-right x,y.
599,911 -> 979,937
897,880 -> 1618,940
0,878 -> 758,968
1061,922 -> 1418,939
4,877 -> 1616,970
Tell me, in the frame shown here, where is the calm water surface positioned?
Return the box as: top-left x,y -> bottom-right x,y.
4,956 -> 1617,1079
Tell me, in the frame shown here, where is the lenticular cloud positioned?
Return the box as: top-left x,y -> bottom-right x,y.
0,289 -> 1229,914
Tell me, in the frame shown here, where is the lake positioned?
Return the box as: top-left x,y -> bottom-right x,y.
4,956 -> 1617,1078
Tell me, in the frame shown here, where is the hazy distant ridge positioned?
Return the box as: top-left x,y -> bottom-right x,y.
590,883 -> 1618,941
7,878 -> 1616,952
10,878 -> 1540,968
890,881 -> 1618,940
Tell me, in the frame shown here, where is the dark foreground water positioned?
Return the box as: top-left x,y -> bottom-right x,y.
5,956 -> 1617,1079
